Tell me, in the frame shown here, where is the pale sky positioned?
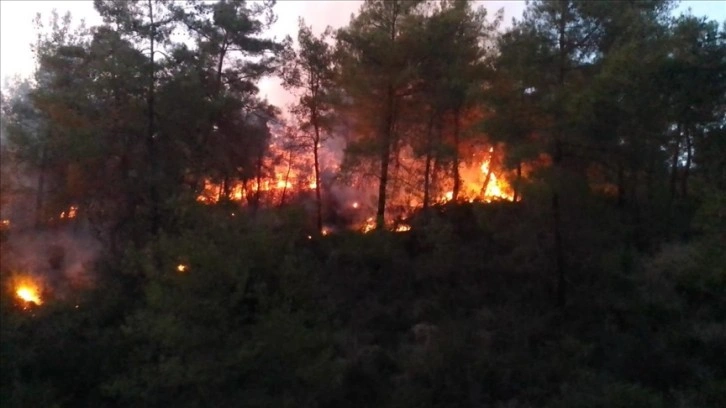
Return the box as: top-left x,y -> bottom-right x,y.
1,0 -> 724,108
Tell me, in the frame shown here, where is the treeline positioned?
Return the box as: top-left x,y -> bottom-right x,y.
1,0 -> 725,407
2,1 -> 725,242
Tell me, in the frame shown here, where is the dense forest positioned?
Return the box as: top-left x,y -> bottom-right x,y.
1,0 -> 725,406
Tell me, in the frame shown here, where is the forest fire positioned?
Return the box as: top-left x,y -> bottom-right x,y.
14,278 -> 43,306
439,157 -> 514,204
195,141 -> 515,234
196,173 -> 316,204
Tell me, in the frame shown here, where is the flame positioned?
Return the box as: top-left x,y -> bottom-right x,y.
58,205 -> 79,219
14,278 -> 43,306
394,224 -> 411,232
194,132 -> 517,233
321,227 -> 330,236
176,264 -> 188,273
438,156 -> 514,204
196,174 -> 317,205
0,219 -> 9,229
361,217 -> 376,233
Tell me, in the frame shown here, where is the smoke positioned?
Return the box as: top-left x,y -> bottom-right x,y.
1,147 -> 101,301
2,227 -> 100,295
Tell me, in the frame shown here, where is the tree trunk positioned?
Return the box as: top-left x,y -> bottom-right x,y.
279,148 -> 293,207
313,130 -> 323,233
147,0 -> 160,236
553,142 -> 566,308
513,161 -> 522,202
222,174 -> 230,199
480,147 -> 496,198
451,108 -> 462,201
376,3 -> 401,230
35,144 -> 47,228
423,112 -> 436,210
254,150 -> 263,212
681,128 -> 692,198
670,124 -> 681,199
554,3 -> 567,308
376,84 -> 394,230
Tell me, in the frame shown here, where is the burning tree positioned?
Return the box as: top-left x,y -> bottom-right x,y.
336,0 -> 424,230
281,19 -> 337,234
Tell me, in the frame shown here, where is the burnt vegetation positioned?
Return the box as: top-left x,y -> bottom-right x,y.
1,0 -> 726,407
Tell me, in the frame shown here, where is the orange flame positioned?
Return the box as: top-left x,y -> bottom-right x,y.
361,217 -> 376,233
195,136 -> 517,233
59,205 -> 79,220
15,278 -> 43,306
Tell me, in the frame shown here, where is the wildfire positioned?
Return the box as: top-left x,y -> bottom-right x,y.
14,278 -> 43,306
361,217 -> 376,233
196,174 -> 316,204
194,135 -> 517,234
438,157 -> 514,204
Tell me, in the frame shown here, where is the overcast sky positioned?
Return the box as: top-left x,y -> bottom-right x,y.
1,0 -> 724,108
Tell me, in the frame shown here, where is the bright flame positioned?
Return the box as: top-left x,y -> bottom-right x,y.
394,224 -> 411,232
176,264 -> 188,273
437,156 -> 514,204
321,227 -> 330,236
15,281 -> 42,305
194,136 -> 517,233
361,217 -> 376,233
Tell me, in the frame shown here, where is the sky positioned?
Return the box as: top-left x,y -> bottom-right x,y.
1,0 -> 724,107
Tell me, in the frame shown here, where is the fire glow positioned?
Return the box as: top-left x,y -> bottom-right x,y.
438,157 -> 514,205
14,278 -> 43,306
60,205 -> 78,220
194,135 -> 516,234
